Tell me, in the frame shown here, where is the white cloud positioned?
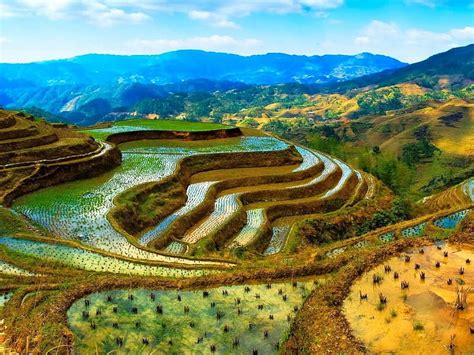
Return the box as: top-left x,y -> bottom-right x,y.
364,20 -> 399,38
404,29 -> 451,44
5,0 -> 344,27
183,1 -> 344,28
6,0 -> 150,25
354,36 -> 370,45
450,26 -> 474,40
299,0 -> 344,9
129,35 -> 262,55
354,20 -> 474,62
18,0 -> 76,19
83,1 -> 150,26
0,2 -> 22,18
188,10 -> 238,29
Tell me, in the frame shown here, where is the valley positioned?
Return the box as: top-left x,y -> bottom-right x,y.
0,107 -> 472,353
0,40 -> 473,354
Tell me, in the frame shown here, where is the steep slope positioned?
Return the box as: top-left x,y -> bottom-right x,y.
0,50 -> 405,87
0,51 -> 405,121
0,109 -> 121,205
325,43 -> 474,92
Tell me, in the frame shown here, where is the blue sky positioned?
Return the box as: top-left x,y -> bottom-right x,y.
0,0 -> 473,63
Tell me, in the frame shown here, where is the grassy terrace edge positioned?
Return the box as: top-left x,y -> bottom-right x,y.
2,155 -> 470,353
6,215 -> 471,353
109,145 -> 303,249
83,119 -> 237,141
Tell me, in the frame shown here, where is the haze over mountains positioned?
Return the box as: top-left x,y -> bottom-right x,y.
0,50 -> 404,120
0,50 -> 405,86
0,45 -> 472,125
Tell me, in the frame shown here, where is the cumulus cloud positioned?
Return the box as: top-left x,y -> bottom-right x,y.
188,10 -> 239,29
184,1 -> 345,28
129,35 -> 262,55
354,20 -> 474,62
6,0 -> 150,25
83,1 -> 150,26
18,0 -> 76,19
450,26 -> 474,40
5,0 -> 344,26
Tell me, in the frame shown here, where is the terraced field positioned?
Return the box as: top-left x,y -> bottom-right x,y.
0,110 -> 119,205
68,281 -> 314,354
7,127 -> 369,263
344,244 -> 474,353
420,177 -> 474,212
3,115 -> 472,354
12,136 -> 288,265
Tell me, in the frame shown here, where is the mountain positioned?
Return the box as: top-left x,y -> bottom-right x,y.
2,45 -> 473,126
0,50 -> 406,87
324,43 -> 474,92
0,50 -> 405,122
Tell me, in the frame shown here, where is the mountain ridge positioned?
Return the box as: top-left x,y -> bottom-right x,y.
0,50 -> 406,87
321,43 -> 474,92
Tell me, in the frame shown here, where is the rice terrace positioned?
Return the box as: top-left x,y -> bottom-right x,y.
1,1 -> 474,354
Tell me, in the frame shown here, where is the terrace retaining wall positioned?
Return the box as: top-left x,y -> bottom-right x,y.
106,127 -> 242,144
112,146 -> 303,243
2,145 -> 122,206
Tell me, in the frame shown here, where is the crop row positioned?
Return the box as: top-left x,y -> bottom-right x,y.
182,193 -> 240,244
321,158 -> 354,198
164,241 -> 187,255
84,126 -> 149,141
375,209 -> 473,244
433,209 -> 471,229
226,151 -> 358,256
139,181 -> 217,246
0,259 -> 34,276
463,178 -> 474,202
177,146 -> 321,249
68,281 -> 313,354
13,153 -> 209,264
401,223 -> 427,237
292,146 -> 320,172
228,208 -> 265,248
294,152 -> 336,189
12,136 -> 291,265
0,237 -> 217,278
324,208 -> 472,262
264,226 -> 291,256
122,136 -> 288,156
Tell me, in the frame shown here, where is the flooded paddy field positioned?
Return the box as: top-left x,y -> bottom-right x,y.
68,280 -> 315,354
343,244 -> 474,353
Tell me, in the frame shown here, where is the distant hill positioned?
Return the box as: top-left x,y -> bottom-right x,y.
1,45 -> 473,126
324,43 -> 474,92
0,50 -> 405,123
0,50 -> 405,87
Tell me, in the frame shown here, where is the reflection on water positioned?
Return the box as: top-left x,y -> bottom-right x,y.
68,281 -> 315,354
343,244 -> 474,354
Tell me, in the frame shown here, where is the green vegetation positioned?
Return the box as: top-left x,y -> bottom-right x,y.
114,118 -> 229,131
356,87 -> 404,116
68,282 -> 313,353
83,119 -> 230,140
413,321 -> 424,331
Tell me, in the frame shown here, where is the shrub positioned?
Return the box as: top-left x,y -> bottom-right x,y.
413,321 -> 424,331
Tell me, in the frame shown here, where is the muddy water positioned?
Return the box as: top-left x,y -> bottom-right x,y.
343,244 -> 474,354
68,281 -> 315,354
